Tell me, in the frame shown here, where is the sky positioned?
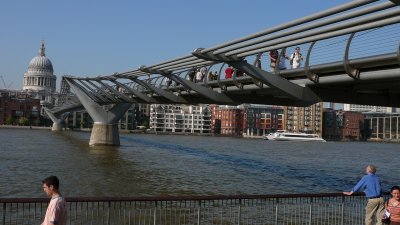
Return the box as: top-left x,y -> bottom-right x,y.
0,0 -> 350,90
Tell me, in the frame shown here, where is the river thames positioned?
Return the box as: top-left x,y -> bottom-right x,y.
0,128 -> 399,198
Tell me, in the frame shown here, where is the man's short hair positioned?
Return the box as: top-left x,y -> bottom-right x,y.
42,176 -> 60,190
366,165 -> 377,174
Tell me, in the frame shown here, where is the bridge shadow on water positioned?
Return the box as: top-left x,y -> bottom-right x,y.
121,134 -> 354,193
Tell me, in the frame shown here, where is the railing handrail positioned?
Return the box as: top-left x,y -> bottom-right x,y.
0,192 -> 390,203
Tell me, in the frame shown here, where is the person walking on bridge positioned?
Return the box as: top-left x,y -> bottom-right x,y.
343,165 -> 384,225
290,47 -> 303,69
41,176 -> 67,225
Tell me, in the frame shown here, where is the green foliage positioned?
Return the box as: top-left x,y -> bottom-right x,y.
5,115 -> 14,125
18,117 -> 29,126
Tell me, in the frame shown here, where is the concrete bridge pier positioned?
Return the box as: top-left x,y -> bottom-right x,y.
64,78 -> 132,146
85,103 -> 132,146
90,122 -> 120,146
44,108 -> 68,131
51,120 -> 63,131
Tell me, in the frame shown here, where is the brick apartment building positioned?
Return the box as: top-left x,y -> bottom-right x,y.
210,105 -> 244,135
0,90 -> 41,125
211,104 -> 285,137
284,103 -> 323,136
322,109 -> 364,141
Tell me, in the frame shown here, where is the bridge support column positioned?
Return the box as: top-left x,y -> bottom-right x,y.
90,123 -> 120,146
44,108 -> 68,131
52,120 -> 63,131
65,78 -> 133,146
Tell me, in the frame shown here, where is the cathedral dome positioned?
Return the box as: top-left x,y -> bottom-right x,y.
26,41 -> 54,75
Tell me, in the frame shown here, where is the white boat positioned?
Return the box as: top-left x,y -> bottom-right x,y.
264,130 -> 326,142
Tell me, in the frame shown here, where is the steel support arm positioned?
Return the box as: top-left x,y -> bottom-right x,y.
65,78 -> 132,124
110,80 -> 158,103
94,80 -> 135,103
192,49 -> 320,105
130,77 -> 188,103
140,66 -> 234,104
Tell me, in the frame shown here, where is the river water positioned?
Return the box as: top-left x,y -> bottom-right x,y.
0,128 -> 399,198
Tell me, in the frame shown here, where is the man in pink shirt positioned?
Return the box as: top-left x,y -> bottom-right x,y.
42,176 -> 67,225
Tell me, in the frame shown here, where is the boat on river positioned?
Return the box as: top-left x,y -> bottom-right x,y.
264,130 -> 326,142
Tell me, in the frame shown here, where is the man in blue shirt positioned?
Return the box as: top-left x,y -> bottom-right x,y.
343,165 -> 384,225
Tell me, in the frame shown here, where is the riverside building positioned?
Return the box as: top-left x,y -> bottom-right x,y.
150,104 -> 211,133
210,104 -> 284,137
343,104 -> 395,113
242,104 -> 284,137
364,112 -> 400,142
322,109 -> 364,141
0,90 -> 41,125
284,103 -> 323,136
210,105 -> 244,135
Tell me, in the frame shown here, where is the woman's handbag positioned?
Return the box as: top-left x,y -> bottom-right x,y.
382,201 -> 391,224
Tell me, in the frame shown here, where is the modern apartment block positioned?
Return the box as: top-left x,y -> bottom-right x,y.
150,104 -> 211,133
284,103 -> 323,136
242,104 -> 285,137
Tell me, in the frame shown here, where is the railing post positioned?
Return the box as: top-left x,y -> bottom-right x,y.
308,197 -> 313,225
153,208 -> 157,225
238,204 -> 241,225
341,195 -> 345,225
275,198 -> 279,225
2,203 -> 5,225
197,200 -> 201,225
107,201 -> 111,225
197,207 -> 201,225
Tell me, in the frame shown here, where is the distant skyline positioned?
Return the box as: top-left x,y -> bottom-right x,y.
0,0 -> 349,90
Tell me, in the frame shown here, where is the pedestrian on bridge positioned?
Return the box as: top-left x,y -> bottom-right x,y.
343,165 -> 384,225
269,49 -> 279,71
41,176 -> 67,225
278,48 -> 290,70
290,47 -> 303,69
225,65 -> 233,79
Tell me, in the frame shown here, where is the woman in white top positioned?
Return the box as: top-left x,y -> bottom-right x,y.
195,69 -> 203,83
290,47 -> 303,69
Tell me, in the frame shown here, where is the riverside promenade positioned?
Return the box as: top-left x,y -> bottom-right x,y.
0,192 -> 388,225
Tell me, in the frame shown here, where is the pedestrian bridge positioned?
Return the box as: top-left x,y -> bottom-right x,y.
46,0 -> 400,145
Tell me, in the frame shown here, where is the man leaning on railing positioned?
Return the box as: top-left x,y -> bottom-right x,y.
343,164 -> 385,225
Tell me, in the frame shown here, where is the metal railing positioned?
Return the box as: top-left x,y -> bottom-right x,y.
0,192 -> 390,225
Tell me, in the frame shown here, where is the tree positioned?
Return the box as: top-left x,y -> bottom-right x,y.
18,117 -> 29,126
5,115 -> 14,125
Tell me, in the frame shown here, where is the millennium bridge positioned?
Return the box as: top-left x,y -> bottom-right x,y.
45,0 -> 400,146
5,1 -> 399,225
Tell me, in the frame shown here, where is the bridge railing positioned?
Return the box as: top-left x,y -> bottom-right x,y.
0,192 -> 390,225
